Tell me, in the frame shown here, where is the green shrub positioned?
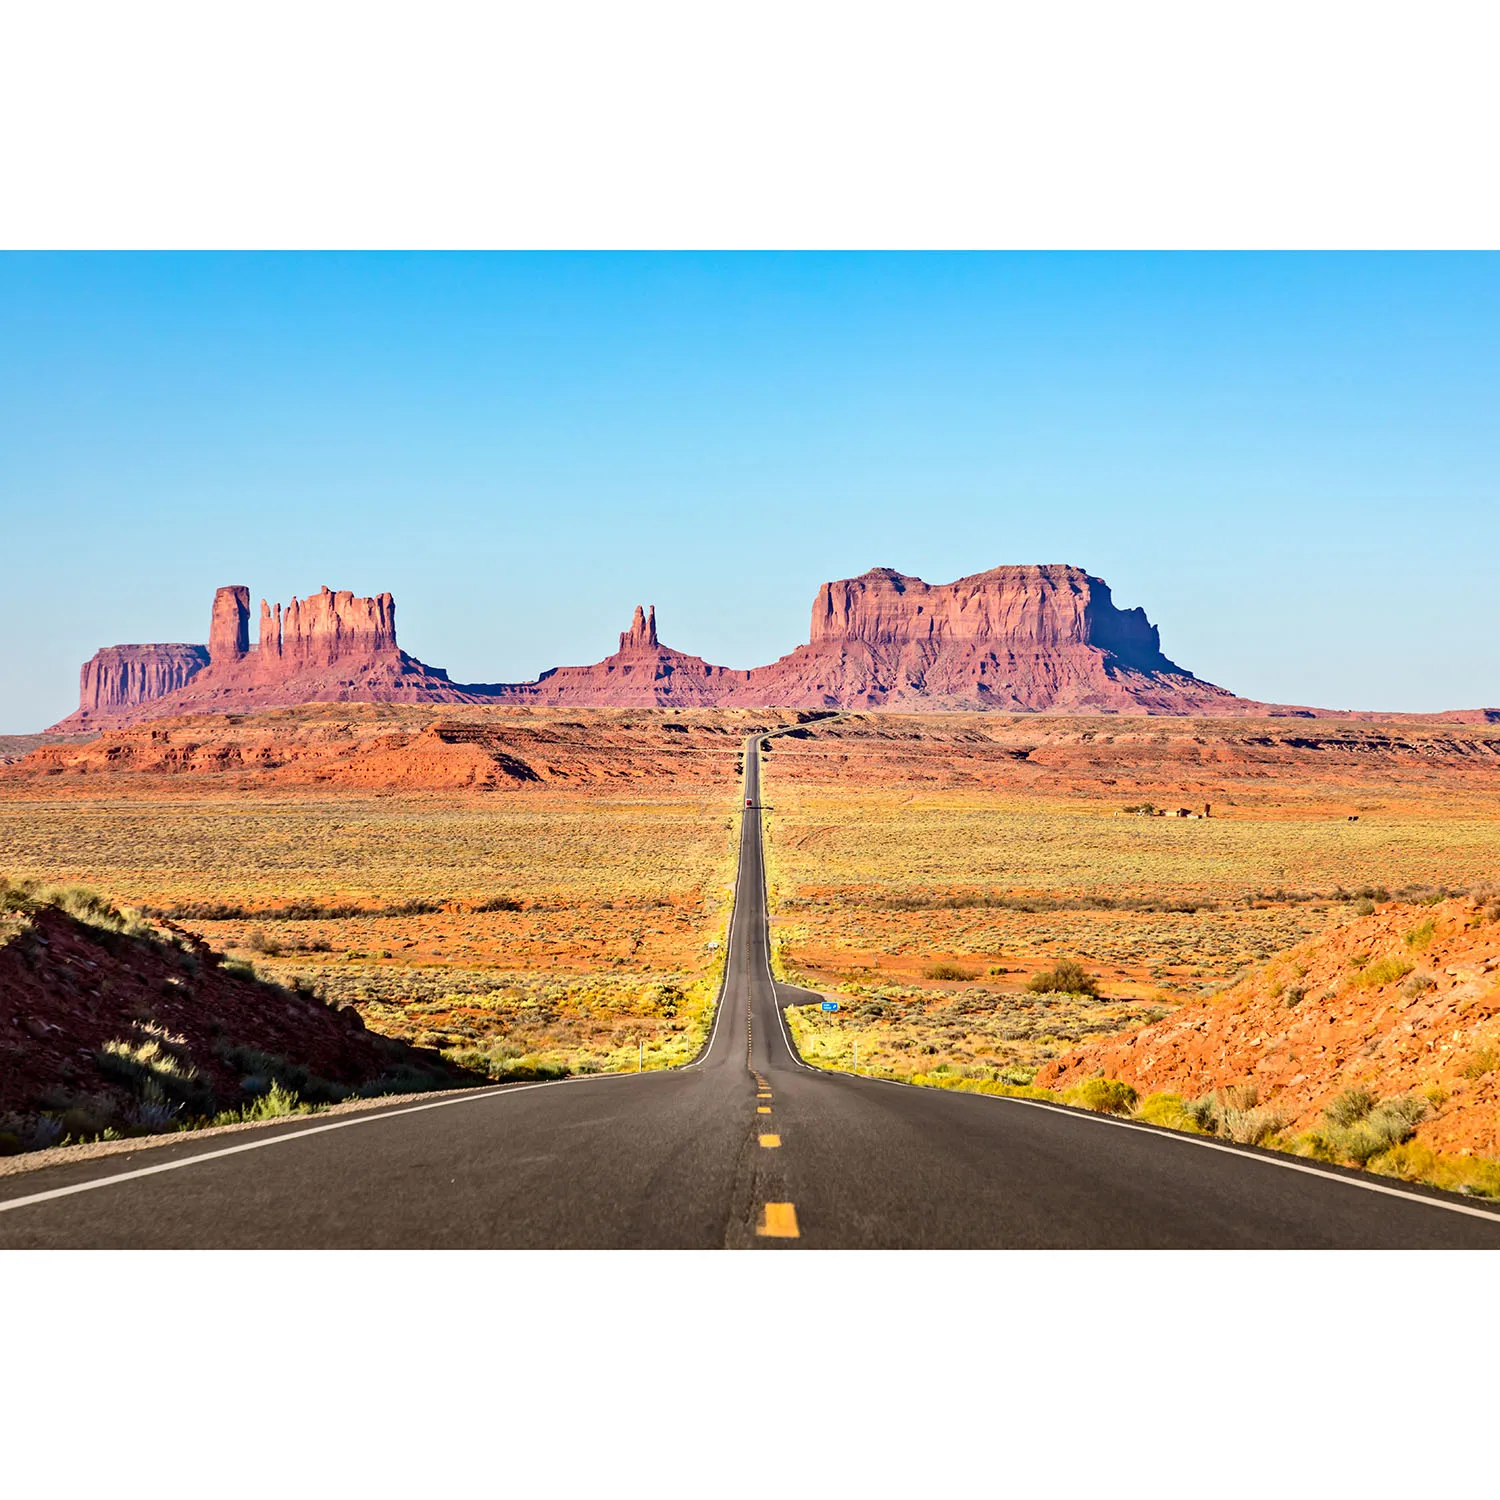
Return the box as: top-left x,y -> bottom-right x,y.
1404,919 -> 1436,951
1462,1044 -> 1499,1081
1324,1086 -> 1375,1127
1026,959 -> 1099,997
1314,1091 -> 1426,1164
924,962 -> 977,982
1354,957 -> 1414,988
213,1081 -> 305,1125
1134,1092 -> 1205,1133
242,1082 -> 301,1120
96,1031 -> 218,1117
1066,1077 -> 1138,1115
215,1044 -> 349,1105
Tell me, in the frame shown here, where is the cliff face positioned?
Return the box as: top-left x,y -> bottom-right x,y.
481,571 -> 1237,713
809,565 -> 1170,669
56,562 -> 1483,728
78,644 -> 211,715
619,605 -> 658,653
208,586 -> 251,664
744,564 -> 1239,712
51,584 -> 476,730
267,587 -> 399,665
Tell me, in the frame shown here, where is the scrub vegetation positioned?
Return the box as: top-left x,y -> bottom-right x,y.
0,764 -> 741,1097
765,715 -> 1500,1199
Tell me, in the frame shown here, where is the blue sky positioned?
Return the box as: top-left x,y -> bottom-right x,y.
2,252 -> 1496,728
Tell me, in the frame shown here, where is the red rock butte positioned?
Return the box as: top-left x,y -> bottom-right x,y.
46,565 -> 1500,730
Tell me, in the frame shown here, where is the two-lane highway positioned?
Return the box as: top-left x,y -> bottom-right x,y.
3,735 -> 1498,1247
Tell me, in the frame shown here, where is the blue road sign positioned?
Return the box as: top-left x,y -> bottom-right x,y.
820,1000 -> 839,1012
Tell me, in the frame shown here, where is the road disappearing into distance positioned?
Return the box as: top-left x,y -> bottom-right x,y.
3,733 -> 1499,1248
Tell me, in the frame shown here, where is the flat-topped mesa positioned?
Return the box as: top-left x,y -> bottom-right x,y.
738,562 -> 1244,712
618,605 -> 658,654
79,644 -> 210,715
810,565 -> 1175,672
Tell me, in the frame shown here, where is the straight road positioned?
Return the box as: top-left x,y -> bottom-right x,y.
2,736 -> 1498,1248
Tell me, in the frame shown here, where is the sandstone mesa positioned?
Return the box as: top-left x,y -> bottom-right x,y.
47,565 -> 1499,732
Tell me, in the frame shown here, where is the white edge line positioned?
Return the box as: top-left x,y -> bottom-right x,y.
751,719 -> 1500,1226
752,734 -> 816,1073
837,1069 -> 1500,1225
0,1074 -> 615,1217
685,732 -> 755,1067
1,742 -> 763,1209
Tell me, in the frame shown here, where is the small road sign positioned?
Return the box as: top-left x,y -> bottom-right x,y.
820,1000 -> 840,1012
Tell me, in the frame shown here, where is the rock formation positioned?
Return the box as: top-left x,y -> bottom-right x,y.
272,587 -> 398,665
46,565 -> 1500,730
77,643 -> 211,717
208,585 -> 251,664
735,565 -> 1245,712
619,605 -> 658,652
51,584 -> 483,730
498,605 -> 753,708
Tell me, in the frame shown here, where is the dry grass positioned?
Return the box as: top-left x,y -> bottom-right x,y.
762,728 -> 1499,1007
0,788 -> 739,1077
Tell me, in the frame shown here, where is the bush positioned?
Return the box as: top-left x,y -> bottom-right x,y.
1352,898 -> 1376,916
1218,1104 -> 1285,1146
1134,1092 -> 1205,1133
1404,919 -> 1436,951
1309,1090 -> 1427,1164
1324,1086 -> 1375,1127
924,963 -> 977,982
215,1044 -> 349,1105
96,1031 -> 218,1117
213,1081 -> 305,1125
1066,1077 -> 1138,1115
1355,957 -> 1414,988
1462,1045 -> 1499,1081
1026,959 -> 1099,997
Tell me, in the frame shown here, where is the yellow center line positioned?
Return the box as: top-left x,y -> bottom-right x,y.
758,1133 -> 781,1148
757,1105 -> 771,1114
757,1202 -> 800,1238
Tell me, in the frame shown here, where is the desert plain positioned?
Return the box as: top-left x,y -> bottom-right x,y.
3,704 -> 1499,1193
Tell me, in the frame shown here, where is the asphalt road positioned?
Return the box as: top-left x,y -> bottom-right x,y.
3,735 -> 1499,1248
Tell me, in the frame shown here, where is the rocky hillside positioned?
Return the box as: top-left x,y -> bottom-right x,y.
1038,893 -> 1500,1157
6,704 -> 794,792
0,882 -> 467,1151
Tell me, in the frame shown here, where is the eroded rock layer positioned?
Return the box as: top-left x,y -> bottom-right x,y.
53,585 -> 481,730
46,566 -> 1500,729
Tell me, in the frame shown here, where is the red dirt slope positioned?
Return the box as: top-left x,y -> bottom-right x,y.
0,891 -> 464,1142
1038,895 -> 1500,1155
